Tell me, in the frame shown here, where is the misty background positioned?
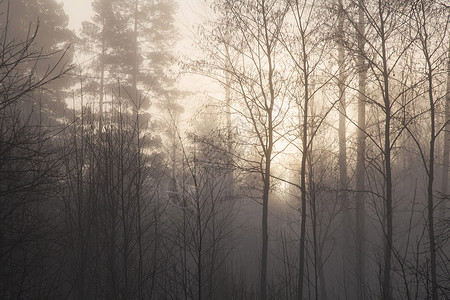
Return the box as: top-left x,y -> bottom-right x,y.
0,0 -> 449,299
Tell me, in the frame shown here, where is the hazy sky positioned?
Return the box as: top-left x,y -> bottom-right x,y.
59,0 -> 207,34
59,0 -> 93,31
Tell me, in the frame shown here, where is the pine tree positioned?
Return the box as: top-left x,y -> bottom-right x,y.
0,0 -> 74,122
0,0 -> 73,298
80,0 -> 132,115
81,0 -> 178,112
130,0 -> 178,104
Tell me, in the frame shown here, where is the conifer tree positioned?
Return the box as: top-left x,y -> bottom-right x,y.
0,0 -> 74,122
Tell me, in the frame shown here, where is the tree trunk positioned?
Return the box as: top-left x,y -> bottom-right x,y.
426,73 -> 438,300
424,25 -> 438,300
260,45 -> 274,300
298,108 -> 307,300
441,41 -> 450,221
337,0 -> 351,297
225,62 -> 234,197
261,161 -> 270,300
260,3 -> 274,299
380,14 -> 393,299
355,0 -> 367,298
297,32 -> 309,300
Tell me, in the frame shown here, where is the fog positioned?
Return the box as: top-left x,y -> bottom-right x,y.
0,0 -> 449,299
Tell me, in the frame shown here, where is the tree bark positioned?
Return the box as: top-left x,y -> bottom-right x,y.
225,61 -> 234,197
441,40 -> 450,221
380,9 -> 393,299
260,2 -> 275,299
421,9 -> 438,298
355,0 -> 367,298
426,64 -> 438,300
337,0 -> 351,297
297,28 -> 309,300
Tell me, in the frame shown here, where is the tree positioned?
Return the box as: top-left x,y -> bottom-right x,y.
0,0 -> 74,122
128,0 -> 178,104
198,1 -> 291,298
166,122 -> 238,300
407,2 -> 449,298
0,3 -> 72,297
61,87 -> 166,299
281,1 -> 338,298
440,12 -> 450,224
354,0 -> 367,297
80,0 -> 132,116
336,0 -> 352,296
344,1 -> 417,298
80,0 -> 178,113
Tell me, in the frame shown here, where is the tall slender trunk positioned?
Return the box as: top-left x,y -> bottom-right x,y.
259,53 -> 274,300
427,76 -> 438,300
423,28 -> 438,300
380,8 -> 393,298
260,2 -> 274,299
135,111 -> 144,300
337,0 -> 350,297
298,108 -> 307,300
382,94 -> 393,300
307,150 -> 320,300
441,41 -> 450,221
297,29 -> 309,299
196,187 -> 203,300
355,0 -> 367,298
76,77 -> 86,299
119,113 -> 130,299
225,62 -> 234,197
182,156 -> 188,300
261,157 -> 271,300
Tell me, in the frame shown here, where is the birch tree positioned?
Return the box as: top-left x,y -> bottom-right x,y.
198,1 -> 291,298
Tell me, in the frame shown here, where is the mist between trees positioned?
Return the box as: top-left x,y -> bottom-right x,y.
0,0 -> 449,299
